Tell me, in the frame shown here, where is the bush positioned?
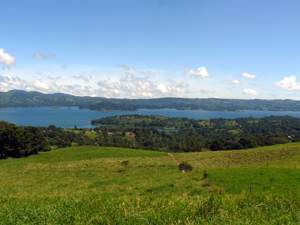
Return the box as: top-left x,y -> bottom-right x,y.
178,161 -> 193,172
121,160 -> 129,170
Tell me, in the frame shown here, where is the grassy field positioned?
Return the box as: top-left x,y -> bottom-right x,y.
0,143 -> 300,224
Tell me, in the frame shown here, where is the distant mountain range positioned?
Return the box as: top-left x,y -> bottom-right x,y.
2,90 -> 300,111
0,90 -> 105,108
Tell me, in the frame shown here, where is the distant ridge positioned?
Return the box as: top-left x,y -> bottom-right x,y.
48,93 -> 78,98
8,90 -> 28,93
2,89 -> 300,111
0,90 -> 106,108
7,90 -> 98,98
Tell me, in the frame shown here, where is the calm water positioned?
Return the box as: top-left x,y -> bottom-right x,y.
1,107 -> 300,128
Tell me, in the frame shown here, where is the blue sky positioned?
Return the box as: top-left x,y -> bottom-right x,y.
1,0 -> 300,99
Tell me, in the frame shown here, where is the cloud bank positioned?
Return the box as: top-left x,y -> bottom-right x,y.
0,64 -> 190,98
94,65 -> 189,98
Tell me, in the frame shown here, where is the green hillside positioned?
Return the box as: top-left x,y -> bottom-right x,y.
1,144 -> 300,224
3,90 -> 300,112
0,90 -> 104,108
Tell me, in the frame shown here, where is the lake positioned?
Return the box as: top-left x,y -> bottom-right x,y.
1,107 -> 300,128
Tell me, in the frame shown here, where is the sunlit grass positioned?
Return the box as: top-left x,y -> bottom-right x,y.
67,129 -> 100,139
0,143 -> 300,223
174,142 -> 300,170
211,167 -> 300,194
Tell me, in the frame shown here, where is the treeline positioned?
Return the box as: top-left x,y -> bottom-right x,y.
47,115 -> 300,152
37,125 -> 97,148
89,127 -> 292,152
3,115 -> 298,157
87,115 -> 300,152
0,121 -> 51,158
91,114 -> 194,129
207,134 -> 289,151
92,114 -> 300,135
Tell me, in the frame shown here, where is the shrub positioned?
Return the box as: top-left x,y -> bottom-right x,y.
178,161 -> 193,172
121,160 -> 129,170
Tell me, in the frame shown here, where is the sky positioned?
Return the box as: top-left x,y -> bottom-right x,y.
1,0 -> 300,99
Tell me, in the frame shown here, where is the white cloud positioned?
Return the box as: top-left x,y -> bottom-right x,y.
0,74 -> 21,87
72,75 -> 89,83
33,80 -> 49,90
167,87 -> 186,93
0,82 -> 9,89
34,53 -> 46,59
243,88 -> 259,95
0,74 -> 93,95
117,64 -> 156,76
52,83 -> 84,96
157,84 -> 169,93
115,64 -> 130,71
141,92 -> 153,97
225,78 -> 240,84
112,89 -> 120,94
201,89 -> 215,94
166,79 -> 188,88
137,81 -> 151,91
185,67 -> 210,78
34,53 -> 56,60
242,72 -> 256,80
47,75 -> 61,80
95,67 -> 189,98
0,49 -> 16,68
0,64 -> 190,98
275,76 -> 300,91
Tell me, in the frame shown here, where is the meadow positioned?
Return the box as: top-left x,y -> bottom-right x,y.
0,143 -> 300,224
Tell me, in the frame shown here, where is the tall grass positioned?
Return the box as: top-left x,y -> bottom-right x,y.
1,193 -> 299,224
210,167 -> 300,194
0,144 -> 300,223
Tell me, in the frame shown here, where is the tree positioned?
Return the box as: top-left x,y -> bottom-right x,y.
178,161 -> 193,172
238,137 -> 258,149
0,121 -> 51,158
210,139 -> 225,151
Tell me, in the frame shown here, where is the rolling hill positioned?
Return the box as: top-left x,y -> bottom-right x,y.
0,143 -> 300,224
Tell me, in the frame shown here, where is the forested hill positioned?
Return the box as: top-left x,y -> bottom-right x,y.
3,90 -> 300,111
82,98 -> 300,111
79,102 -> 137,111
0,90 -> 104,108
